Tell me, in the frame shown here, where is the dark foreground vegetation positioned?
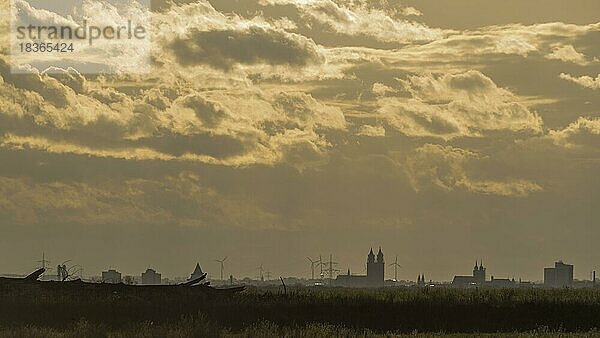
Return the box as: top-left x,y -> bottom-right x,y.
2,282 -> 600,336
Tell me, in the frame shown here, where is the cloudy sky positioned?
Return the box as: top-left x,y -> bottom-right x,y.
0,0 -> 599,282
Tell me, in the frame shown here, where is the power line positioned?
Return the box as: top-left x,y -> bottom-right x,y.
322,254 -> 339,284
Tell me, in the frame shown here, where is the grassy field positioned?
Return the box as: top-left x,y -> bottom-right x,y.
2,283 -> 600,336
2,321 -> 600,338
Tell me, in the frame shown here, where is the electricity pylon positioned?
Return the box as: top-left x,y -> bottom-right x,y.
257,264 -> 264,281
323,254 -> 339,284
36,252 -> 50,270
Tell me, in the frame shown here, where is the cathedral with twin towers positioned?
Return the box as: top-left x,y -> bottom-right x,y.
335,247 -> 385,287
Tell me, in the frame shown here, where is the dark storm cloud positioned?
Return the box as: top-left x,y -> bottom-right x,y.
136,131 -> 251,159
169,27 -> 323,70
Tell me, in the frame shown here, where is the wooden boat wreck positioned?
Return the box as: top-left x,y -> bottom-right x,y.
0,268 -> 245,296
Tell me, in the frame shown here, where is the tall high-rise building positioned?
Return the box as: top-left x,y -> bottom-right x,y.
544,261 -> 573,287
141,268 -> 162,285
102,269 -> 122,284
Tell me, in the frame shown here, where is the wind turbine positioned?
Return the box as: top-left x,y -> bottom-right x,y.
215,257 -> 228,281
67,265 -> 83,281
306,257 -> 321,280
58,260 -> 72,281
389,256 -> 402,281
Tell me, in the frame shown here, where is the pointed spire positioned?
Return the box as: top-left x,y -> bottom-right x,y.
376,246 -> 384,263
194,263 -> 203,274
189,262 -> 204,280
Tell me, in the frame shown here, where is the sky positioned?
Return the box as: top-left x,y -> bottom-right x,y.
0,0 -> 599,282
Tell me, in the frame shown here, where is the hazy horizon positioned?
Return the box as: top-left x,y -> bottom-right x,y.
1,0 -> 599,282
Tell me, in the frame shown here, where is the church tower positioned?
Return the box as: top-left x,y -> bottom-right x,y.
367,247 -> 384,287
376,247 -> 385,284
473,260 -> 486,284
367,248 -> 375,285
477,261 -> 486,284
